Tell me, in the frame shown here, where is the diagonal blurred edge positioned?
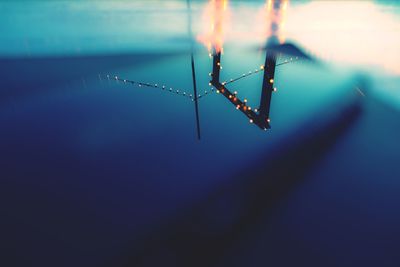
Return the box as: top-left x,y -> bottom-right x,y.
107,79 -> 365,267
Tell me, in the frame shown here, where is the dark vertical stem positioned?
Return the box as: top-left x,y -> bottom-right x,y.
187,0 -> 201,140
191,54 -> 201,140
259,51 -> 277,126
211,52 -> 221,84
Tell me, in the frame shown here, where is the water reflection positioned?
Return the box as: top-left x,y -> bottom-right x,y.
205,0 -> 298,130
1,2 -> 399,266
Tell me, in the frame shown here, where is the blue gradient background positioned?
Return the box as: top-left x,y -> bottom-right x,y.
0,1 -> 399,267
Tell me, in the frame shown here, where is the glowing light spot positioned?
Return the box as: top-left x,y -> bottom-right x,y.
197,0 -> 229,53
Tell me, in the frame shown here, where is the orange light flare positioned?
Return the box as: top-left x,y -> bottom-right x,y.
197,0 -> 230,54
257,0 -> 289,44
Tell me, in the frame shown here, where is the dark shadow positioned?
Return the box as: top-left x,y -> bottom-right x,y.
108,91 -> 363,267
264,42 -> 314,61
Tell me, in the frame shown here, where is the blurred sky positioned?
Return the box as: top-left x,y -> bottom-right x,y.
1,0 -> 399,74
1,0 -> 399,110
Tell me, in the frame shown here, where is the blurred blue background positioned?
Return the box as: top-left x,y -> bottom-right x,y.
0,1 -> 399,266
